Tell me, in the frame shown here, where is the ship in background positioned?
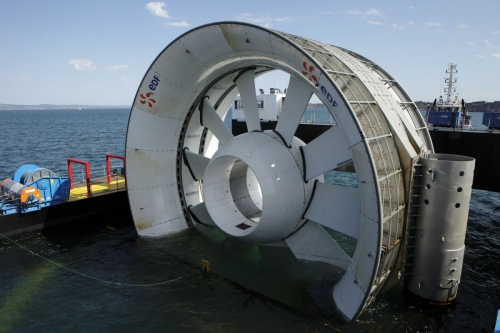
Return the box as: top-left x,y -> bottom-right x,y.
424,63 -> 500,130
422,64 -> 500,192
424,63 -> 472,130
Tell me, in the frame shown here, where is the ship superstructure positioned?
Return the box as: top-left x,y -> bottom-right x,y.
426,64 -> 471,129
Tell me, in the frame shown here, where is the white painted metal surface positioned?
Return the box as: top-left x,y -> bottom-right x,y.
302,125 -> 351,180
183,149 -> 210,181
202,132 -> 312,243
235,69 -> 262,132
274,76 -> 312,145
189,202 -> 216,226
125,22 -> 434,321
304,182 -> 360,240
284,221 -> 351,270
201,98 -> 234,145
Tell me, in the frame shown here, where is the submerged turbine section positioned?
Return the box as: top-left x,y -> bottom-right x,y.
125,22 -> 472,321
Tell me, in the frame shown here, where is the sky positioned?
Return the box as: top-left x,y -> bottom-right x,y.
1,0 -> 499,106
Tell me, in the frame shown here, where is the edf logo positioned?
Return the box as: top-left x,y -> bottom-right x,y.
320,86 -> 339,108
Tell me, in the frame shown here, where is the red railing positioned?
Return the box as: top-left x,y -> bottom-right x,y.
67,158 -> 92,197
105,154 -> 125,184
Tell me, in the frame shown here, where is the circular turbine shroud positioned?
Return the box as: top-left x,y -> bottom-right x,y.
203,131 -> 314,244
125,22 -> 433,321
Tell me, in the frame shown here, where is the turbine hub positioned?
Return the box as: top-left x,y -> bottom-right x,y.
203,131 -> 311,243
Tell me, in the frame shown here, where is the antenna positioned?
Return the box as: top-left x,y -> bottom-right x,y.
443,63 -> 458,104
439,69 -> 443,98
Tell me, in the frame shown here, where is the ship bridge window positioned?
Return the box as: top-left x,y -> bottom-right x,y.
235,100 -> 264,109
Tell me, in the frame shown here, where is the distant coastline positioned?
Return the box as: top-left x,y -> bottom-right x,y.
2,100 -> 499,112
0,104 -> 130,111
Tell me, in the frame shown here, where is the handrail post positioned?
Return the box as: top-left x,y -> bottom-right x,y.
67,159 -> 74,189
105,154 -> 126,184
67,158 -> 92,197
106,155 -> 111,184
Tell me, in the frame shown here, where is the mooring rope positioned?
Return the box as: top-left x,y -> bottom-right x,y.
0,231 -> 183,287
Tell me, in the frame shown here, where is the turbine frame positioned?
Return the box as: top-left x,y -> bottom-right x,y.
125,22 -> 433,321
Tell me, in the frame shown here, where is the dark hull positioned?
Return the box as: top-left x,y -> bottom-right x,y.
0,190 -> 133,237
428,129 -> 500,192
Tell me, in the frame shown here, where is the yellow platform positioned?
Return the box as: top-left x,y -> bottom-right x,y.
69,176 -> 126,200
107,179 -> 126,190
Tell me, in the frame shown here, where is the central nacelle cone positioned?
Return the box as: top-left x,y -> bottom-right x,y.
203,131 -> 313,244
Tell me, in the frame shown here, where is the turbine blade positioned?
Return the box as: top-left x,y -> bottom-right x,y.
235,69 -> 261,132
302,125 -> 351,180
333,266 -> 366,321
183,149 -> 210,180
201,98 -> 234,145
189,202 -> 216,226
284,221 -> 351,270
275,75 -> 312,146
304,182 -> 360,239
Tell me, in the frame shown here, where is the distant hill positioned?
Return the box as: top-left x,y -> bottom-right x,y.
0,104 -> 130,110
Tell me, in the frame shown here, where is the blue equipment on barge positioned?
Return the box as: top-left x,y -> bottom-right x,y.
0,164 -> 70,215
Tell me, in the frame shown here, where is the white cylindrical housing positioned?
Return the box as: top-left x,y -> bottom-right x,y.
203,131 -> 311,244
404,153 -> 475,303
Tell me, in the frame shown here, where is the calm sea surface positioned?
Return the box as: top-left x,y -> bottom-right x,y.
0,109 -> 499,332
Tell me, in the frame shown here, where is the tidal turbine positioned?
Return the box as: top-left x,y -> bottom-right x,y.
125,22 -> 474,321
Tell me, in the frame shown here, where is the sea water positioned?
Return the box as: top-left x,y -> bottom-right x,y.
0,109 -> 499,332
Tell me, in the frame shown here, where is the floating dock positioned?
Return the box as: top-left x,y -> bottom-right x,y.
0,155 -> 130,237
